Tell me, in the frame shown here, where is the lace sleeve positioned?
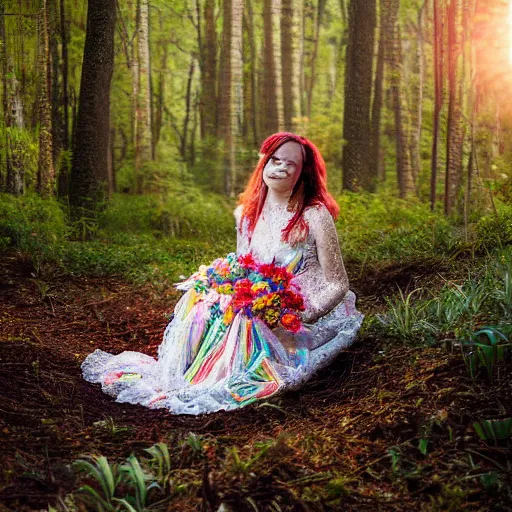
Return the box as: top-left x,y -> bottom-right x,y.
303,205 -> 349,323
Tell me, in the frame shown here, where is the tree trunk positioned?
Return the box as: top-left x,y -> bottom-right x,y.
2,4 -> 25,196
306,0 -> 327,118
230,0 -> 243,194
152,12 -> 167,155
243,0 -> 258,145
218,0 -> 243,196
281,0 -> 300,131
201,0 -> 217,139
37,0 -> 55,198
384,0 -> 414,197
49,0 -> 62,173
134,0 -> 152,194
430,0 -> 444,210
369,0 -> 386,192
409,1 -> 426,187
271,0 -> 284,132
58,0 -> 71,197
69,0 -> 115,214
261,0 -> 280,136
341,0 -> 376,191
444,0 -> 464,214
181,59 -> 195,160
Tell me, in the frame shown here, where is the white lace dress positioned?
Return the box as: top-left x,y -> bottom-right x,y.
81,202 -> 364,415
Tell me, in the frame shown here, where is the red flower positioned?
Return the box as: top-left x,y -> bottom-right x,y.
280,312 -> 302,333
232,279 -> 255,311
238,253 -> 256,269
258,263 -> 279,278
280,289 -> 305,311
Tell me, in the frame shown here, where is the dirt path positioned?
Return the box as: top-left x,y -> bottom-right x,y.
0,252 -> 510,511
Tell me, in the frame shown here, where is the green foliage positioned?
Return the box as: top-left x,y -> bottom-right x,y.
71,444 -> 172,511
476,204 -> 512,252
473,418 -> 512,443
98,191 -> 235,241
335,192 -> 456,264
462,327 -> 511,381
0,192 -> 68,256
377,248 -> 512,345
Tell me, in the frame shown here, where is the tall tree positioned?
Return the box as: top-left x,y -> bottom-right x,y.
217,0 -> 243,196
281,0 -> 300,131
58,0 -> 71,197
341,0 -> 376,191
384,0 -> 414,197
69,0 -> 115,214
261,0 -> 283,136
242,0 -> 258,145
1,4 -> 25,195
444,0 -> 465,214
369,0 -> 387,191
200,0 -> 217,139
306,0 -> 327,118
37,0 -> 55,198
408,1 -> 426,186
430,0 -> 444,210
134,0 -> 152,193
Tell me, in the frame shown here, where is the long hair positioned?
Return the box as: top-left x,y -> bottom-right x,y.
238,132 -> 339,244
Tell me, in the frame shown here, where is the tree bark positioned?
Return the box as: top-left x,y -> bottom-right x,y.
341,0 -> 376,191
201,0 -> 217,139
69,0 -> 115,214
37,0 -> 55,198
369,0 -> 386,192
281,0 -> 300,131
57,0 -> 71,197
2,4 -> 25,195
134,0 -> 152,194
261,0 -> 280,136
430,0 -> 444,210
243,0 -> 258,145
306,0 -> 327,118
384,0 -> 414,197
218,0 -> 243,196
444,0 -> 464,214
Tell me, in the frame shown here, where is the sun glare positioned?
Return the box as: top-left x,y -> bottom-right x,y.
509,0 -> 512,64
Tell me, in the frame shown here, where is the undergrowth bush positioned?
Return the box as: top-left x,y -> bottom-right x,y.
336,192 -> 457,264
0,192 -> 67,256
377,247 -> 512,344
97,190 -> 235,241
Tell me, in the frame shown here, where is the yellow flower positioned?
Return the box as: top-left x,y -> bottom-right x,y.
263,308 -> 280,326
264,293 -> 281,308
251,281 -> 270,294
252,297 -> 266,313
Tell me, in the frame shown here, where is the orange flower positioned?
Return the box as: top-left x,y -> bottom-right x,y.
280,312 -> 302,333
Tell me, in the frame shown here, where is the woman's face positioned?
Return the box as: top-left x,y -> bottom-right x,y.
262,141 -> 304,195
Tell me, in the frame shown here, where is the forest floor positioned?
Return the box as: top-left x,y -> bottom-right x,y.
0,249 -> 511,511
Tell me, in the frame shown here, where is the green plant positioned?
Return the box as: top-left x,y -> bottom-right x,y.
473,418 -> 512,443
118,455 -> 160,511
462,327 -> 511,380
378,288 -> 437,340
72,455 -> 119,511
144,442 -> 171,490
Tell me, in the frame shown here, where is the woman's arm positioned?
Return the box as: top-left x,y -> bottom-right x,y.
234,205 -> 247,255
302,206 -> 349,323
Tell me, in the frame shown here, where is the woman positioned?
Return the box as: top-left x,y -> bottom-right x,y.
82,132 -> 363,415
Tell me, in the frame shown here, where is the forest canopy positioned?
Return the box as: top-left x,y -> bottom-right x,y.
1,0 -> 511,213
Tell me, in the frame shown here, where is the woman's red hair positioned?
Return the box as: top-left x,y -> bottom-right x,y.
238,132 -> 339,244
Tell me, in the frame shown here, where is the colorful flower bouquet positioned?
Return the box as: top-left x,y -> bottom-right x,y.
177,252 -> 306,333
